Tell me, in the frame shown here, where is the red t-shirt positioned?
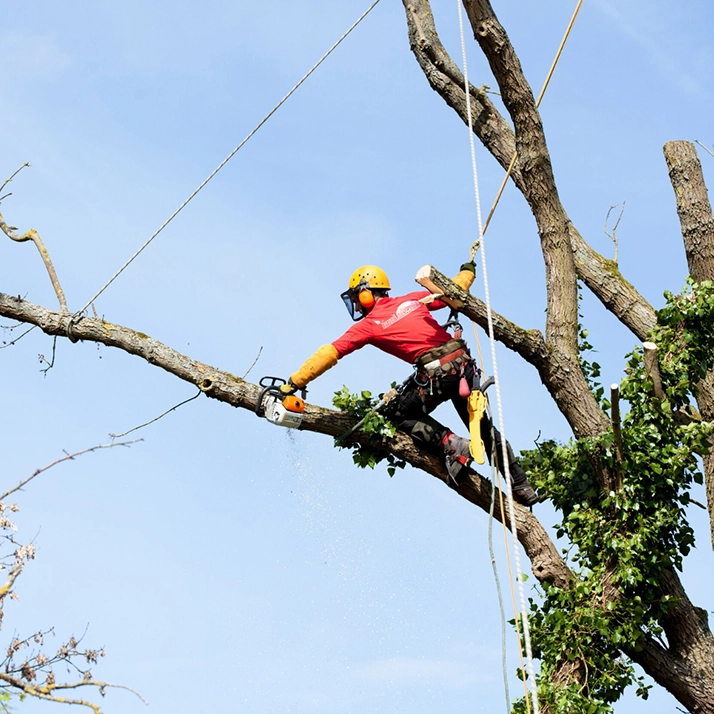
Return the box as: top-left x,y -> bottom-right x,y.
332,291 -> 453,364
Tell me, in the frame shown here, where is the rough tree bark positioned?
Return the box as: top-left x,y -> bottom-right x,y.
400,0 -> 714,712
664,140 -> 714,549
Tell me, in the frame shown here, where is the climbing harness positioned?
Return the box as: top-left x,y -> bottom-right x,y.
255,376 -> 306,429
72,0 -> 383,321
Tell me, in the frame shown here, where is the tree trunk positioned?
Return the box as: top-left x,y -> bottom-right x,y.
664,140 -> 714,548
629,569 -> 714,714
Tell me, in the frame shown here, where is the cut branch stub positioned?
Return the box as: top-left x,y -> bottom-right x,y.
643,341 -> 665,401
610,383 -> 624,490
415,264 -> 464,309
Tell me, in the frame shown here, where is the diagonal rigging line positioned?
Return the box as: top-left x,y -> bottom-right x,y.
75,0 -> 382,318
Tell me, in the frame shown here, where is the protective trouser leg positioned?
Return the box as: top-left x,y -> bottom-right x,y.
390,382 -> 450,449
481,416 -> 538,504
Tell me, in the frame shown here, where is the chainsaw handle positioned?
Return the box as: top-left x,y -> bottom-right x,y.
259,376 -> 286,388
256,376 -> 306,416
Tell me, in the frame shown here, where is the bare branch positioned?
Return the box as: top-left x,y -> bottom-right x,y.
109,391 -> 202,439
0,164 -> 30,197
0,560 -> 24,602
403,0 -> 657,346
695,140 -> 714,159
242,345 -> 263,379
0,213 -> 68,313
0,670 -> 147,713
38,336 -> 58,375
1,441 -> 142,501
0,325 -> 36,350
604,201 -> 626,264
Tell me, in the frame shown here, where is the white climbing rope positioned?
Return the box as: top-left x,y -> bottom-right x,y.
74,0 -> 382,318
456,3 -> 540,713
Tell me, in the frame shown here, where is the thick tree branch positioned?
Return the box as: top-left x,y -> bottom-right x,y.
0,292 -> 571,587
462,0 -> 579,357
569,223 -> 657,340
664,140 -> 714,549
627,568 -> 714,714
422,266 -> 609,437
401,0 -> 522,183
402,0 -> 657,347
665,141 -> 714,278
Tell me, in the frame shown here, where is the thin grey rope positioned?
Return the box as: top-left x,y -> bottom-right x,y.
74,0 -> 382,318
488,434 -> 511,712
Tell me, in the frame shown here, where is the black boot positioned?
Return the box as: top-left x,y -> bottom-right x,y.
441,431 -> 471,461
441,431 -> 473,485
444,454 -> 471,485
509,463 -> 539,507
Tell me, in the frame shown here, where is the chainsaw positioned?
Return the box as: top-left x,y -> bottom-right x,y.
255,376 -> 305,429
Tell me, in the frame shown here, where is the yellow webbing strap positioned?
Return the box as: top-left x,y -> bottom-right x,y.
467,390 -> 487,464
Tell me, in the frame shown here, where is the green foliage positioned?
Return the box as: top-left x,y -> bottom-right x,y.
332,386 -> 406,477
578,280 -> 607,408
515,279 -> 714,713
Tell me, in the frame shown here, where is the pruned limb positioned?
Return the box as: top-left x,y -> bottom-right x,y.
643,341 -> 665,401
418,265 -> 609,438
0,213 -> 68,313
610,383 -> 623,490
417,265 -> 546,359
0,292 -> 573,588
664,141 -> 714,280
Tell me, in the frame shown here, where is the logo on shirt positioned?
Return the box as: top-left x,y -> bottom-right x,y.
380,300 -> 420,329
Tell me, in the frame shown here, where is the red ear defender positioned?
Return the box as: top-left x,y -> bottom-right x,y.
358,289 -> 375,309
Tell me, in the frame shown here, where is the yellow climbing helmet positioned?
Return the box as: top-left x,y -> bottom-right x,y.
341,265 -> 391,321
348,265 -> 390,291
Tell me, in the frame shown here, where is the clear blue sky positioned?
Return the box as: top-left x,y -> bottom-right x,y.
1,1 -> 712,712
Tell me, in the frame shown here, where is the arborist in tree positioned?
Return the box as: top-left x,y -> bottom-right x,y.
281,264 -> 538,506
